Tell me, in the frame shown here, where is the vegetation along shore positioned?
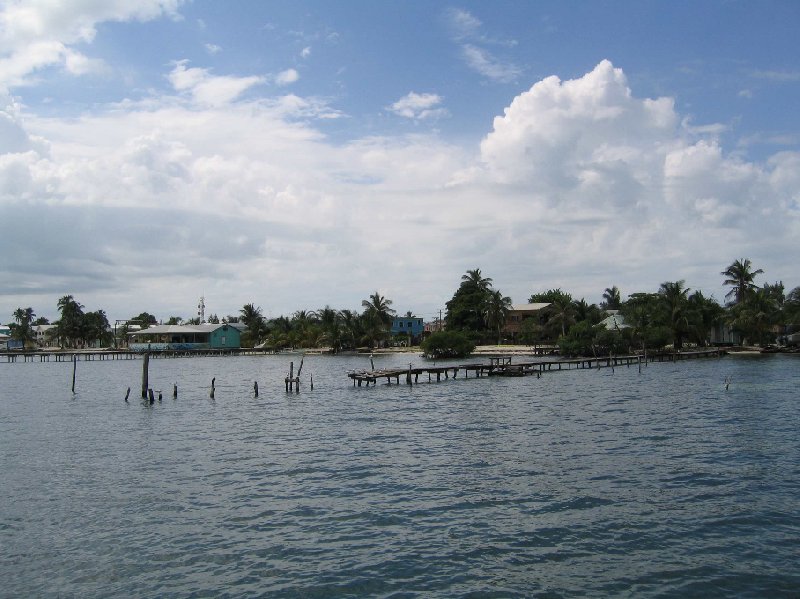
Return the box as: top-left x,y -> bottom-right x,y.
5,258 -> 798,359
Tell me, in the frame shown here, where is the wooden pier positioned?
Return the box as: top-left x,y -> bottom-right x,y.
347,349 -> 727,387
1,347 -> 279,363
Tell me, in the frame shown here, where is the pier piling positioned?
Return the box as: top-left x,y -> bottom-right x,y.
141,353 -> 150,399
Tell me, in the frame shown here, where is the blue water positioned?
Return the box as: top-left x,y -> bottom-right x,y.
1,352 -> 798,597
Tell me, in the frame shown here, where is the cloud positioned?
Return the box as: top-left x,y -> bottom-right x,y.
750,69 -> 800,82
387,92 -> 448,120
275,68 -> 299,86
63,49 -> 106,76
479,60 -> 677,189
205,43 -> 222,55
301,46 -> 311,59
168,60 -> 264,106
1,58 -> 798,322
445,7 -> 520,82
445,7 -> 482,39
0,0 -> 184,86
461,44 -> 521,83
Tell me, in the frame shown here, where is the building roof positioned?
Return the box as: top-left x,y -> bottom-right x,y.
510,303 -> 551,312
599,314 -> 629,330
128,323 -> 238,336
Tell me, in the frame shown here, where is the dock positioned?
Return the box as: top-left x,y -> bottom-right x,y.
0,347 -> 278,363
347,349 -> 727,387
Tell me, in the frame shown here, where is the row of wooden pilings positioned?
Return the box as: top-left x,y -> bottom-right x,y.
135,354 -> 312,399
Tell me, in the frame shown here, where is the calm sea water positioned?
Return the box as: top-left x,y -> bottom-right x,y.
1,352 -> 798,598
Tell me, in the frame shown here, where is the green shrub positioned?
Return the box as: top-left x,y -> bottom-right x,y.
421,331 -> 476,359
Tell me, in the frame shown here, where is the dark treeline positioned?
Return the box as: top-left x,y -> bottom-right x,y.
441,260 -> 798,356
7,259 -> 799,354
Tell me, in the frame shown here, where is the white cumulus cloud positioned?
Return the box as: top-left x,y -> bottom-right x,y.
0,0 -> 184,85
1,58 -> 798,322
275,68 -> 299,86
168,60 -> 264,106
388,92 -> 448,120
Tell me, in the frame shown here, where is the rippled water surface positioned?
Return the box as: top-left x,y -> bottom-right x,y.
2,352 -> 799,597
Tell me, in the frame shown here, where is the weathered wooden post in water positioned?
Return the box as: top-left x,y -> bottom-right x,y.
285,359 -> 301,392
71,354 -> 77,393
141,352 -> 150,399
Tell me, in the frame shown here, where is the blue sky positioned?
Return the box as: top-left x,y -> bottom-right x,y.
1,0 -> 798,323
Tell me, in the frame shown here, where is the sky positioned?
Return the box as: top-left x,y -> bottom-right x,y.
1,0 -> 799,324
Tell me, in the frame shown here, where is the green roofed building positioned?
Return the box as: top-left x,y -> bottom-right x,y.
128,323 -> 242,352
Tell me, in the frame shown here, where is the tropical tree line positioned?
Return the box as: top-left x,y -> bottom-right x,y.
7,259 -> 798,353
7,295 -> 114,348
235,292 -> 400,350
441,260 -> 798,356
444,268 -> 513,344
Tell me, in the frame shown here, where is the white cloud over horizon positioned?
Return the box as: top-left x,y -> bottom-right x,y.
2,54 -> 798,321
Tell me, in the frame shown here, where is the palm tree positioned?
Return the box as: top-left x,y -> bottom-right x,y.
11,307 -> 35,345
447,269 -> 495,335
547,293 -> 576,338
484,289 -> 512,344
317,305 -> 341,350
659,280 -> 691,350
338,309 -> 363,349
56,295 -> 84,348
728,287 -> 780,345
620,292 -> 660,351
686,291 -> 724,346
361,292 -> 395,327
361,293 -> 395,347
722,258 -> 763,305
573,298 -> 602,325
82,310 -> 111,347
461,268 -> 493,291
601,286 -> 622,310
240,303 -> 265,346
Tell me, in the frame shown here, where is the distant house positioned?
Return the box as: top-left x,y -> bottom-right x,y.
33,324 -> 57,347
391,316 -> 425,341
0,333 -> 9,350
502,303 -> 551,341
127,323 -> 242,352
424,319 -> 444,334
709,323 -> 741,346
599,312 -> 629,331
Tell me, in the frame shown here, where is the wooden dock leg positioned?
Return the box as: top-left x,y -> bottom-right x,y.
141,352 -> 150,399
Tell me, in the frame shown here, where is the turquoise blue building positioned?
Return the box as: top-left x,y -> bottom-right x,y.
391,316 -> 425,342
128,323 -> 242,351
